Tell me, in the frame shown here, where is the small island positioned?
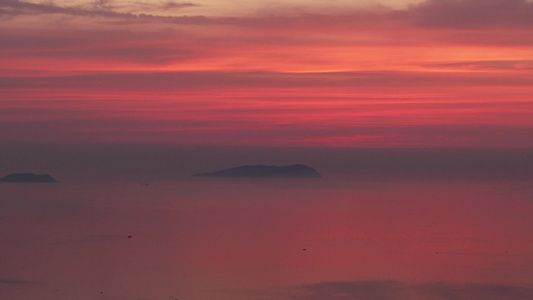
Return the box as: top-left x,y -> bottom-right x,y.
0,173 -> 56,183
194,164 -> 321,178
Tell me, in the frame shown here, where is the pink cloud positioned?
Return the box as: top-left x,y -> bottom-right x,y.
1,75 -> 533,147
1,1 -> 532,148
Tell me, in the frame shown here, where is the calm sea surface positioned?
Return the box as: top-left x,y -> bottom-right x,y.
1,176 -> 533,300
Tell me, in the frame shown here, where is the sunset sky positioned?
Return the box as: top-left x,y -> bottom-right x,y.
1,0 -> 533,147
3,3 -> 533,299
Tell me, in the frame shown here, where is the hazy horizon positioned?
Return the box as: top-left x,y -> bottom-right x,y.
2,143 -> 533,181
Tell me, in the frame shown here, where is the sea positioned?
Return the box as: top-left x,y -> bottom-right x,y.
1,148 -> 533,300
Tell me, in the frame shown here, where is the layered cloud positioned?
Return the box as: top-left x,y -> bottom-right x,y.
1,0 -> 532,73
1,1 -> 532,147
2,0 -> 533,28
1,70 -> 532,147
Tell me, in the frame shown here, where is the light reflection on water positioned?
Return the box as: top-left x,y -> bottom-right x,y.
1,177 -> 533,300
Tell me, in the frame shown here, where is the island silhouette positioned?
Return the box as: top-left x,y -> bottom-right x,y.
0,173 -> 56,183
194,164 -> 321,178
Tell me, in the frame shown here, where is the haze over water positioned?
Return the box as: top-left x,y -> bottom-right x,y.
2,147 -> 533,300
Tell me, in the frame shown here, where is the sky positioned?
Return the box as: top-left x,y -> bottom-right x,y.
1,0 -> 533,148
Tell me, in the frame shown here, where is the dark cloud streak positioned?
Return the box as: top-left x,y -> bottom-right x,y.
0,0 -> 201,23
406,0 -> 533,29
162,1 -> 198,10
424,60 -> 533,71
1,70 -> 532,91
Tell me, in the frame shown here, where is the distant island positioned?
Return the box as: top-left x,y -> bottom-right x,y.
0,173 -> 56,183
194,164 -> 321,178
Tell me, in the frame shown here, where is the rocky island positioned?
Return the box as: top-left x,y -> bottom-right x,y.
194,164 -> 321,178
0,173 -> 56,183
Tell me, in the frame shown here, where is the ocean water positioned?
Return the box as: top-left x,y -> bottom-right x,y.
1,176 -> 533,300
